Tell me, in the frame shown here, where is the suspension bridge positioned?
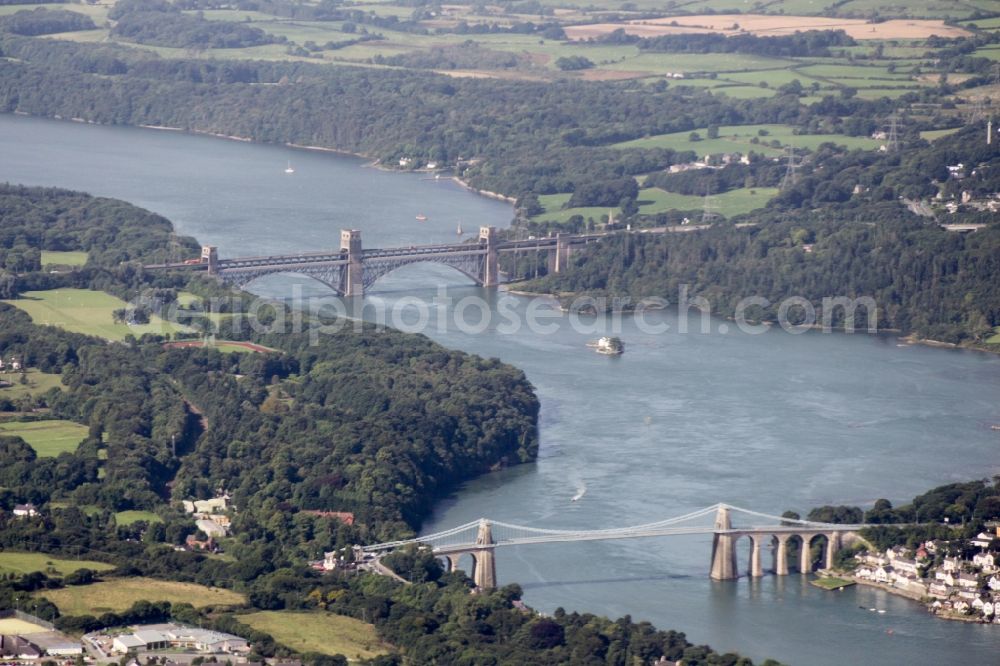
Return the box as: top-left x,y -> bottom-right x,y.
361,503 -> 867,589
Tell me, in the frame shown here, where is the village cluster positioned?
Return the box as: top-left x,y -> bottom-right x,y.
852,524 -> 1000,622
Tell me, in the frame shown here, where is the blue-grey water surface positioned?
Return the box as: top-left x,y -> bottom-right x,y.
3,114 -> 1000,665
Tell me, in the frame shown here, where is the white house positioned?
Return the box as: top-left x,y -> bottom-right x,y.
13,504 -> 38,518
892,557 -> 919,576
957,572 -> 980,589
987,575 -> 1000,591
942,556 -> 961,572
984,601 -> 995,617
935,570 -> 955,586
971,532 -> 994,549
973,552 -> 996,572
929,581 -> 952,598
873,566 -> 890,584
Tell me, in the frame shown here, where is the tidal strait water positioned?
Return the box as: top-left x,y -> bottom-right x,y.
3,114 -> 1000,665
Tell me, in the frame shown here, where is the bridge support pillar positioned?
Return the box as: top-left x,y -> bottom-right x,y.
471,519 -> 497,589
825,532 -> 840,570
710,506 -> 738,581
555,233 -> 571,273
444,554 -> 459,574
201,246 -> 219,276
472,549 -> 496,590
341,229 -> 363,297
480,226 -> 499,287
775,535 -> 789,576
749,535 -> 764,578
800,535 -> 812,573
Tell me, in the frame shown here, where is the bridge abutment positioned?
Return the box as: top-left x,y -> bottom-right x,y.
800,535 -> 813,573
825,532 -> 841,569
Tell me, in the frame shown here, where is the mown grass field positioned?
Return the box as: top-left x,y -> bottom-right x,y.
613,124 -> 880,155
0,368 -> 63,400
39,577 -> 246,615
0,419 -> 88,457
40,250 -> 88,267
532,186 -> 778,223
114,510 -> 163,525
2,289 -> 191,341
0,552 -> 115,577
241,611 -> 391,660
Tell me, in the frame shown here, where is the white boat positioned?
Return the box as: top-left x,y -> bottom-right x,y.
416,214 -> 428,222
284,161 -> 295,174
456,223 -> 463,236
593,336 -> 624,355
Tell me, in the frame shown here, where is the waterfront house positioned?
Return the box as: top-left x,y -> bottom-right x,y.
929,581 -> 952,598
953,600 -> 970,613
873,566 -> 890,584
957,572 -> 980,589
984,601 -> 995,617
892,557 -> 919,576
855,566 -> 873,580
942,556 -> 961,572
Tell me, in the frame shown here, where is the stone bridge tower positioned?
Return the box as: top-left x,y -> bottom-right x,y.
473,519 -> 497,590
710,505 -> 738,581
341,229 -> 363,297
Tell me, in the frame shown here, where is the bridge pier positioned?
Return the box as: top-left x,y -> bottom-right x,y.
341,229 -> 363,297
749,535 -> 764,578
480,226 -> 499,287
800,535 -> 813,573
710,506 -> 738,581
774,535 -> 789,576
825,532 -> 840,569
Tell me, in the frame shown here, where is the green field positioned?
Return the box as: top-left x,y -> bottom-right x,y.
39,577 -> 246,615
637,186 -> 779,217
0,419 -> 88,457
0,552 -> 115,577
0,368 -> 63,400
241,611 -> 391,660
532,186 -> 777,223
811,576 -> 857,590
613,124 -> 880,155
986,326 -> 1000,345
40,250 -> 88,267
2,289 -> 191,341
114,510 -> 163,525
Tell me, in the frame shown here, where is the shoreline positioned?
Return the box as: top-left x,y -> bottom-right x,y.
850,577 -> 996,624
8,111 -> 517,210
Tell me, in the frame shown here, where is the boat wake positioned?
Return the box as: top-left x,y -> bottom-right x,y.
571,481 -> 587,503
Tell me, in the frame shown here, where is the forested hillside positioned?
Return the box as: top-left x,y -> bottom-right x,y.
525,125 -> 1000,345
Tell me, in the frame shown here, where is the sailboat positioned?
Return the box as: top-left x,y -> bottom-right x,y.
284,161 -> 295,174
456,223 -> 463,236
